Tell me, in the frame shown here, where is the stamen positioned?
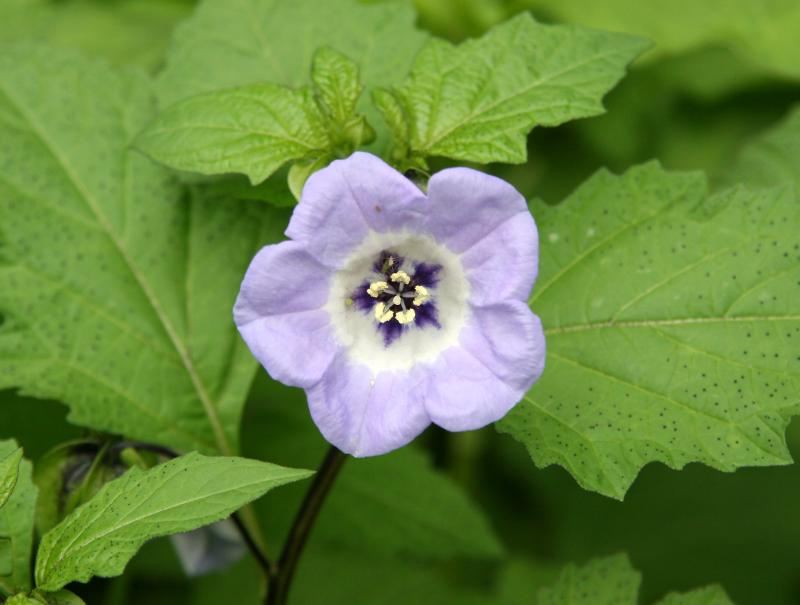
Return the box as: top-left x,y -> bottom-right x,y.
395,309 -> 416,325
367,281 -> 389,297
381,256 -> 396,273
390,271 -> 411,286
373,302 -> 394,323
412,285 -> 429,306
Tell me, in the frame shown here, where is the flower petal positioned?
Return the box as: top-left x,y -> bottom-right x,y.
234,241 -> 338,388
307,355 -> 431,457
460,210 -> 538,305
286,152 -> 427,267
424,301 -> 545,431
426,167 -> 530,254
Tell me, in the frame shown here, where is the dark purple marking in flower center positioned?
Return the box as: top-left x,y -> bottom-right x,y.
350,250 -> 442,346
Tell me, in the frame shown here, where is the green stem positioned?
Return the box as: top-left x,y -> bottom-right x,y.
266,447 -> 347,605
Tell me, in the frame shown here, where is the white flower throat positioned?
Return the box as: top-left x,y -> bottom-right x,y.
325,232 -> 470,372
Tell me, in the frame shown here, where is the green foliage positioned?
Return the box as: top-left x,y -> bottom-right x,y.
722,107 -> 800,191
0,0 -> 190,70
1,1 -> 799,604
0,440 -> 37,595
155,0 -> 428,154
324,448 -> 504,558
34,452 -> 311,591
521,0 -> 800,79
537,554 -> 638,604
290,547 -> 493,605
33,442 -> 122,535
375,13 -> 646,167
499,161 -> 800,498
6,589 -> 85,605
136,83 -> 330,185
535,554 -> 733,604
0,446 -> 22,510
658,587 -> 736,605
0,44 -> 289,455
137,47 -> 375,185
246,380 -> 504,559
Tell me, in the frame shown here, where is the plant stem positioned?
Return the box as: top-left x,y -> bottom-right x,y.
266,446 -> 347,605
231,511 -> 273,576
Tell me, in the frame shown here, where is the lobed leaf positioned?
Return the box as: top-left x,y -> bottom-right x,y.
0,0 -> 190,71
312,47 -> 362,126
6,589 -> 85,605
0,44 -> 290,454
377,13 -> 647,165
0,446 -> 23,510
136,84 -> 329,185
499,161 -> 800,498
0,440 -> 37,594
722,106 -> 800,191
137,45 -> 377,185
155,0 -> 428,152
521,0 -> 800,80
536,554 -> 734,605
34,452 -> 312,591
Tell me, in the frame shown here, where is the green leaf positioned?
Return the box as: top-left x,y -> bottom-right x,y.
0,0 -> 190,71
537,554 -> 639,604
8,589 -> 86,605
657,587 -> 736,605
5,595 -> 39,605
722,106 -> 800,191
0,440 -> 37,594
136,83 -> 329,184
0,44 -> 290,454
34,452 -> 312,591
155,0 -> 428,152
536,554 -> 734,605
521,0 -> 800,80
378,13 -> 647,166
247,380 -> 504,559
371,88 -> 412,167
290,546 -> 493,605
288,156 -> 331,201
137,46 -> 377,184
39,589 -> 86,605
312,47 -> 361,126
310,47 -> 376,153
0,447 -> 23,510
498,161 -> 800,499
323,447 -> 504,559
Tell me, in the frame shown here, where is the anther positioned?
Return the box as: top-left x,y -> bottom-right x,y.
412,285 -> 429,306
367,281 -> 389,297
396,309 -> 416,324
373,302 -> 394,323
390,271 -> 411,285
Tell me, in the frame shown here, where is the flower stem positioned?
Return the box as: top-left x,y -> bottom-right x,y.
266,446 -> 347,605
231,510 -> 273,576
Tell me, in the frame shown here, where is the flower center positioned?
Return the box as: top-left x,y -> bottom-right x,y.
350,250 -> 442,345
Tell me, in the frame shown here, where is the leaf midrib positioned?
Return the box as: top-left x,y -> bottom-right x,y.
0,83 -> 233,456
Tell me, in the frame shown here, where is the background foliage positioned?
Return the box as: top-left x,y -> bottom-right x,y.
1,0 -> 799,603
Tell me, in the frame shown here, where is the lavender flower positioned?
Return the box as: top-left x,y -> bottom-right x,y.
234,153 -> 545,456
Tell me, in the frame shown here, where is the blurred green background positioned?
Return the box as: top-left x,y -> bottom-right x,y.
1,0 -> 800,603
